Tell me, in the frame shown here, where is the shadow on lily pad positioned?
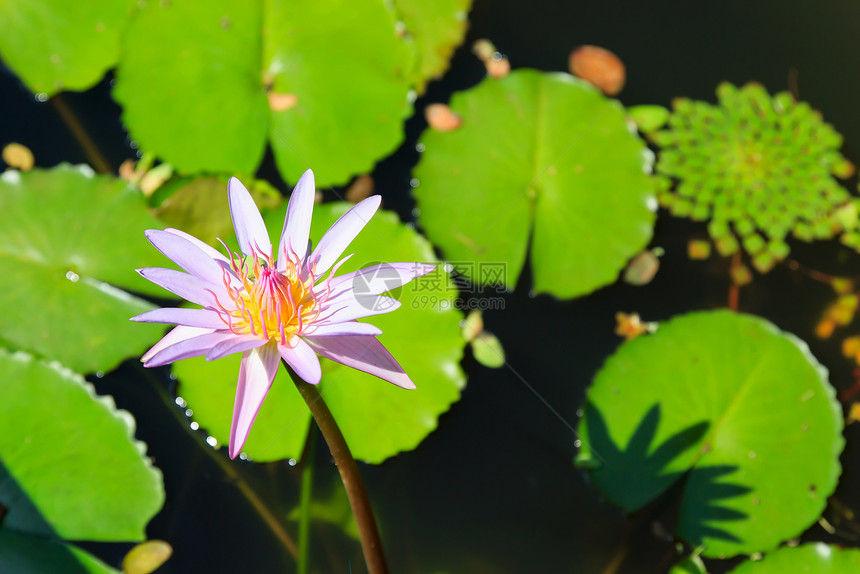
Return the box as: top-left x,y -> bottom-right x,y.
578,403 -> 751,546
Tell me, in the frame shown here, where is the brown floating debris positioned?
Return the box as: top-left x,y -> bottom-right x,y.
472,38 -> 511,79
623,248 -> 663,286
2,142 -> 34,171
268,92 -> 298,112
425,103 -> 462,132
569,45 -> 626,96
345,174 -> 374,203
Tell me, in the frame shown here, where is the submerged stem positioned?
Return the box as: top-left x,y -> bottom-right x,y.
287,363 -> 388,574
297,430 -> 316,574
49,94 -> 113,174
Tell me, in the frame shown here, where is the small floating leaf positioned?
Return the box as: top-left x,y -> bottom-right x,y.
122,540 -> 173,574
471,331 -> 505,368
629,105 -> 671,133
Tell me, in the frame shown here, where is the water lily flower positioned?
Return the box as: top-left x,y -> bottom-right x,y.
133,170 -> 435,458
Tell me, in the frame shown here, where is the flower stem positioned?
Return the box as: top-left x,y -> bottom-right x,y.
287,363 -> 389,574
297,430 -> 316,574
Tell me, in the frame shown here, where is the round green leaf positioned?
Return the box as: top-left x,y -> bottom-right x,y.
577,310 -> 843,558
0,165 -> 171,373
0,0 -> 134,95
176,203 -> 466,463
0,349 -> 165,541
0,530 -> 119,574
393,0 -> 472,93
114,0 -> 414,185
413,69 -> 656,299
729,544 -> 860,573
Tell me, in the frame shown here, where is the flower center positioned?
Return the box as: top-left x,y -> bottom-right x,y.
215,249 -> 321,344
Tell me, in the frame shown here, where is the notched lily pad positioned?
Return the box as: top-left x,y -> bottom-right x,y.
114,0 -> 415,186
0,349 -> 164,563
413,68 -> 656,299
0,165 -> 170,373
577,310 -> 843,558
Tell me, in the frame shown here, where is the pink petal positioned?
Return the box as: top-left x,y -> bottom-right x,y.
206,334 -> 267,361
304,335 -> 415,389
319,262 -> 436,300
136,267 -> 224,307
277,169 -> 315,270
164,228 -> 230,264
229,342 -> 281,459
145,229 -> 232,285
302,321 -> 382,337
317,292 -> 401,323
308,195 -> 381,277
143,330 -> 237,367
131,307 -> 226,329
279,337 -> 322,385
228,177 -> 272,258
142,325 -> 214,363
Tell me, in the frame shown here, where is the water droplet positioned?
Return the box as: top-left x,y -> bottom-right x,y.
35,93 -> 48,102
129,140 -> 139,150
239,452 -> 248,460
411,207 -> 421,217
168,372 -> 177,381
409,178 -> 420,188
288,458 -> 297,466
443,263 -> 454,273
136,150 -> 143,158
95,370 -> 104,378
109,79 -> 117,87
206,436 -> 218,447
189,421 -> 199,430
184,408 -> 193,417
175,396 -> 187,407
65,270 -> 80,282
576,409 -> 583,418
415,143 -> 425,153
573,439 -> 582,448
407,90 -> 417,104
748,451 -> 757,459
394,21 -> 406,34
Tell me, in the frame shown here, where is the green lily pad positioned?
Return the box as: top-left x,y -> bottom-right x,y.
577,310 -> 843,558
413,69 -> 656,299
0,530 -> 119,574
0,0 -> 134,95
0,165 -> 170,373
175,202 -> 466,463
729,543 -> 860,573
0,349 -> 164,544
394,0 -> 472,93
114,0 -> 414,186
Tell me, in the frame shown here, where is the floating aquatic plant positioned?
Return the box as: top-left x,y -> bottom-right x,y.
648,82 -> 858,272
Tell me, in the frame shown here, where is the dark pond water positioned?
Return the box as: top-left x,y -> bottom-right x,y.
4,0 -> 860,572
